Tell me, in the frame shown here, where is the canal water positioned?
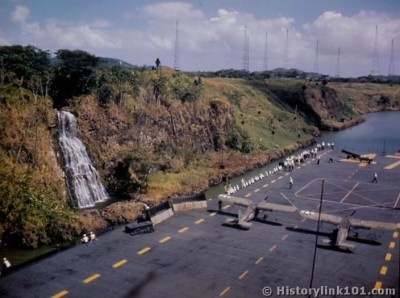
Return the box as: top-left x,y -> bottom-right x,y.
206,111 -> 400,199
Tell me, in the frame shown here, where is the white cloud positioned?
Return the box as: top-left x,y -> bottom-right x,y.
11,5 -> 29,24
91,19 -> 113,29
143,2 -> 204,21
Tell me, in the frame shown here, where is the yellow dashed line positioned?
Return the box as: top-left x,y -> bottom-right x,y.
209,212 -> 217,217
389,241 -> 395,249
380,266 -> 387,275
284,172 -> 289,176
393,231 -> 398,238
159,236 -> 171,243
340,182 -> 359,203
385,253 -> 392,261
245,193 -> 252,198
51,290 -> 69,298
83,273 -> 100,284
112,259 -> 127,269
219,286 -> 230,297
254,188 -> 260,193
271,180 -> 276,184
281,235 -> 288,241
278,176 -> 283,180
269,244 -> 277,252
238,270 -> 249,280
178,227 -> 189,233
374,281 -> 382,289
255,256 -> 263,264
195,218 -> 204,224
263,184 -> 269,188
222,204 -> 231,210
137,247 -> 151,255
384,160 -> 400,170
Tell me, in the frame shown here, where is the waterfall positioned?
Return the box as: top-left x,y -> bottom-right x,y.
58,111 -> 108,208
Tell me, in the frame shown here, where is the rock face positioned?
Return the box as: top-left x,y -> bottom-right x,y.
78,201 -> 144,232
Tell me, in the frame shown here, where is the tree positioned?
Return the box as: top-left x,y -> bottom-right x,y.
51,49 -> 99,108
0,45 -> 51,92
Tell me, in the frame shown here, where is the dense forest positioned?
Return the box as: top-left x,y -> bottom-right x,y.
1,45 -> 399,249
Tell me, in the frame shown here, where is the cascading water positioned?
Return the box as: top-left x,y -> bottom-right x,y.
58,110 -> 108,208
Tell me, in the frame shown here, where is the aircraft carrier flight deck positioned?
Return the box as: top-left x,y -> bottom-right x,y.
0,149 -> 399,298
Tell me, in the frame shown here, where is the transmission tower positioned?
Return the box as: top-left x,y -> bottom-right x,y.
313,40 -> 319,74
334,47 -> 341,78
174,20 -> 180,71
283,28 -> 289,69
242,25 -> 249,72
371,25 -> 380,76
388,39 -> 395,76
263,32 -> 268,72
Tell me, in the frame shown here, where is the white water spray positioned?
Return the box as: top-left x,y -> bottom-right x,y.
58,111 -> 108,208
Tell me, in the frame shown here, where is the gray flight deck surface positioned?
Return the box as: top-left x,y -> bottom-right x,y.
1,150 -> 399,298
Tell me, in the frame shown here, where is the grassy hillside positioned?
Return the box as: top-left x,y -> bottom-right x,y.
1,65 -> 400,248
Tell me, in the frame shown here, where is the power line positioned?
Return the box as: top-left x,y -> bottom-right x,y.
371,25 -> 380,76
388,39 -> 395,77
313,40 -> 319,74
283,28 -> 289,69
242,25 -> 249,72
334,47 -> 341,78
263,32 -> 268,72
174,20 -> 180,71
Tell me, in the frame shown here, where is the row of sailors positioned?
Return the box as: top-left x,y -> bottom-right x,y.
224,166 -> 284,195
224,141 -> 335,195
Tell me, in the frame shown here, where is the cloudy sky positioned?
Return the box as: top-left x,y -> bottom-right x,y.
1,0 -> 400,77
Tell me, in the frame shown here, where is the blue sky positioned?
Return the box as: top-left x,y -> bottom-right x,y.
1,0 -> 400,77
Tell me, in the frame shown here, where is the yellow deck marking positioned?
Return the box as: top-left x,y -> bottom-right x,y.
269,244 -> 277,252
255,256 -> 264,264
209,212 -> 217,217
380,266 -> 388,275
219,286 -> 230,297
385,160 -> 400,170
340,158 -> 360,163
137,247 -> 151,255
374,281 -> 382,289
397,223 -> 400,229
393,192 -> 400,208
245,193 -> 252,197
178,227 -> 189,233
222,204 -> 231,210
389,241 -> 395,249
112,259 -> 127,268
386,155 -> 400,159
340,182 -> 359,203
159,236 -> 171,243
51,290 -> 69,298
83,273 -> 100,284
385,253 -> 392,261
271,180 -> 276,184
263,184 -> 269,188
281,235 -> 288,241
284,172 -> 289,176
254,188 -> 260,193
238,270 -> 249,280
393,231 -> 399,239
195,218 -> 204,224
278,176 -> 283,180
